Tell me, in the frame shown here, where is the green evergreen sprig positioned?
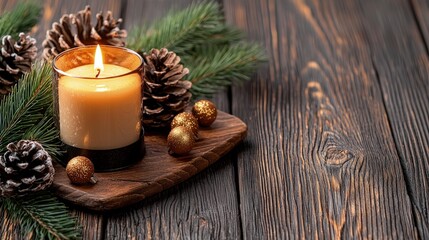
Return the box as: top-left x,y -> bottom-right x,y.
1,1 -> 265,239
22,106 -> 64,159
0,62 -> 62,158
0,1 -> 42,37
0,191 -> 82,240
0,4 -> 78,239
127,1 -> 265,98
185,44 -> 266,97
0,63 -> 77,239
127,1 -> 242,57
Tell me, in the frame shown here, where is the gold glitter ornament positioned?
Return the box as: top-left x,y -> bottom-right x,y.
66,156 -> 97,185
167,126 -> 195,155
192,100 -> 217,127
171,112 -> 199,137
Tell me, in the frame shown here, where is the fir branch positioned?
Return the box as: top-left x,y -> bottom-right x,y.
186,43 -> 266,98
0,1 -> 42,37
23,106 -> 64,160
0,191 -> 82,240
0,64 -> 78,239
128,1 -> 266,98
127,1 -> 241,57
0,62 -> 54,152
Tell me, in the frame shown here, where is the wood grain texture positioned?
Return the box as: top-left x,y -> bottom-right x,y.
1,0 -> 244,239
224,0 -> 422,238
104,1 -> 242,239
0,1 -> 17,12
104,152 -> 241,239
2,0 -> 429,239
71,210 -> 105,240
32,0 -> 122,55
38,2 -> 121,238
53,111 -> 246,211
104,102 -> 243,237
0,206 -> 104,240
121,0 -> 195,30
0,1 -> 120,239
411,0 -> 429,52
104,91 -> 242,238
359,0 -> 429,237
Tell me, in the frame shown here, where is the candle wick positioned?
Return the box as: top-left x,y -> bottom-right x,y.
95,68 -> 101,78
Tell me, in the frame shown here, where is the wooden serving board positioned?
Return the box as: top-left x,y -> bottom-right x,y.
52,111 -> 247,211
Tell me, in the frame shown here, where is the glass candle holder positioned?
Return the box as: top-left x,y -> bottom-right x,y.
53,45 -> 145,172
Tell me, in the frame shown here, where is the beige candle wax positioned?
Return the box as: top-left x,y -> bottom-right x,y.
58,64 -> 141,150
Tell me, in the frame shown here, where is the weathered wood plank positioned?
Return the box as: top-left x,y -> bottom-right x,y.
122,0 -> 194,30
359,0 -> 429,237
53,110 -> 246,211
37,1 -> 120,238
71,210 -> 105,240
104,1 -> 241,239
0,1 -> 39,238
411,0 -> 429,52
0,0 -> 17,12
0,1 -> 122,239
224,0 -> 421,238
32,0 -> 122,54
105,95 -> 241,239
105,155 -> 241,239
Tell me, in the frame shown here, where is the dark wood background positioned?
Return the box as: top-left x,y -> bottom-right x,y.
1,0 -> 429,239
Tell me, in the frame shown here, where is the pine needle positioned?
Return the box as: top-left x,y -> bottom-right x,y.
0,62 -> 59,155
127,1 -> 266,99
127,1 -> 242,57
0,63 -> 77,239
186,43 -> 266,98
0,191 -> 82,240
23,106 -> 64,160
0,2 -> 266,239
0,1 -> 42,37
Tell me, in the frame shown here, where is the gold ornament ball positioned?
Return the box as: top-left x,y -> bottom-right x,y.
66,156 -> 97,185
167,126 -> 195,155
171,112 -> 199,137
192,100 -> 217,127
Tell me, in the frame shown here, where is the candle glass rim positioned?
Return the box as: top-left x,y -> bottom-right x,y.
53,45 -> 143,79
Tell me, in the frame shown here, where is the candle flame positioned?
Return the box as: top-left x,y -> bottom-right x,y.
94,44 -> 104,76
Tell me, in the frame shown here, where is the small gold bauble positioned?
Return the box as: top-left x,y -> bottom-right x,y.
171,112 -> 199,137
192,100 -> 217,127
167,126 -> 195,155
66,156 -> 97,185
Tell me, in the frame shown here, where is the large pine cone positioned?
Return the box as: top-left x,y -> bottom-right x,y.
42,5 -> 127,60
143,48 -> 192,128
0,140 -> 55,197
0,33 -> 37,100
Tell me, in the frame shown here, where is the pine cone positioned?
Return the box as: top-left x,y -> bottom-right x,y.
143,48 -> 192,128
0,33 -> 37,100
0,140 -> 55,197
42,5 -> 127,60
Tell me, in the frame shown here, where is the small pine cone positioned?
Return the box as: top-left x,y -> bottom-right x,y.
93,9 -> 127,47
0,33 -> 37,100
42,5 -> 127,60
143,48 -> 192,128
0,140 -> 55,197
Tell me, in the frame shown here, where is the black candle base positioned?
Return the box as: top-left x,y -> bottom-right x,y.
60,134 -> 145,172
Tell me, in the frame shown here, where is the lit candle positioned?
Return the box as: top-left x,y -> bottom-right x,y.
53,45 -> 144,171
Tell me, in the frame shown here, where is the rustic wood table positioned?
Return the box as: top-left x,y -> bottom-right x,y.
1,0 -> 429,239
